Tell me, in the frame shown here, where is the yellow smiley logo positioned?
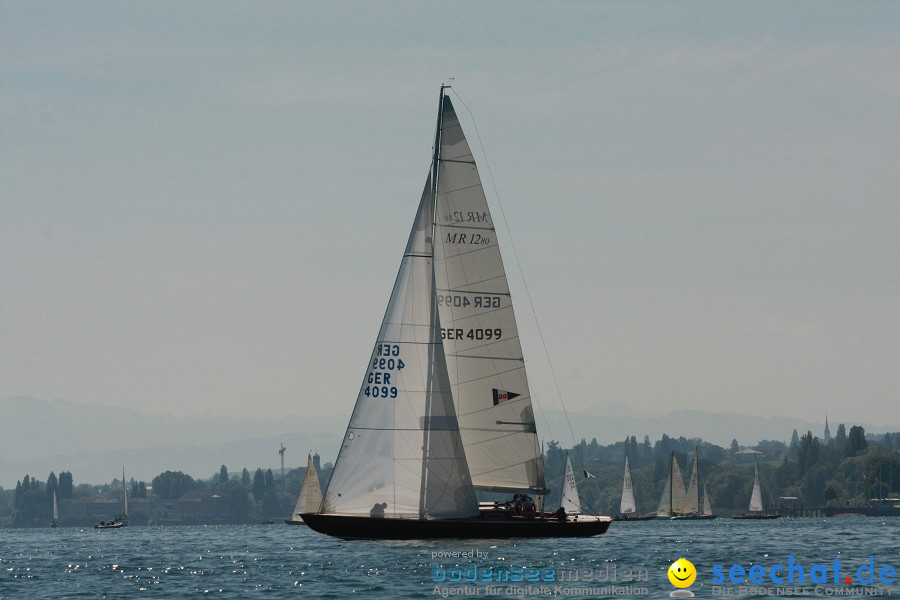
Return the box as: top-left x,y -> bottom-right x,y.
668,558 -> 697,588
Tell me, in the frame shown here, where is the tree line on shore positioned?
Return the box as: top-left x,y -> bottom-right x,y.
1,427 -> 897,526
540,425 -> 898,515
0,460 -> 333,527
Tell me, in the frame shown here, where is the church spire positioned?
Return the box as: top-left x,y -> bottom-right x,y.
824,413 -> 832,444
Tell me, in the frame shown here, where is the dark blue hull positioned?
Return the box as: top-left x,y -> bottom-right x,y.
301,513 -> 612,540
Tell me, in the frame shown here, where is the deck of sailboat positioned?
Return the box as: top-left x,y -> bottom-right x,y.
301,512 -> 612,540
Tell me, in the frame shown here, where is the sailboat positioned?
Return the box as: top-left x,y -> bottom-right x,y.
51,490 -> 59,528
613,453 -> 655,521
657,451 -> 688,518
285,453 -> 323,525
670,448 -> 717,520
95,468 -> 129,529
301,86 -> 612,539
732,455 -> 780,519
560,455 -> 582,516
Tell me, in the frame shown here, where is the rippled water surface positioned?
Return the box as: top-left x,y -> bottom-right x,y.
2,519 -> 898,599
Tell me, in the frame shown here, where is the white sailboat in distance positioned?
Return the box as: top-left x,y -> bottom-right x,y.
51,490 -> 59,528
670,448 -> 717,520
614,453 -> 655,521
732,454 -> 780,519
657,451 -> 688,518
560,455 -> 581,516
285,453 -> 323,525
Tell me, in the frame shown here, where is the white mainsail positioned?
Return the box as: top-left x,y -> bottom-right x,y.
432,95 -> 546,494
52,490 -> 59,521
292,454 -> 324,519
321,174 -> 478,520
682,450 -> 699,515
620,454 -> 637,514
657,453 -> 687,516
560,455 -> 581,514
748,460 -> 763,513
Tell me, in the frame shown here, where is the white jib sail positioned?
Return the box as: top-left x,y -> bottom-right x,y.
53,490 -> 59,521
748,461 -> 764,513
656,468 -> 672,517
703,484 -> 713,516
658,454 -> 688,516
682,450 -> 699,514
321,177 -> 478,520
432,95 -> 546,494
560,455 -> 581,514
671,455 -> 688,513
620,454 -> 637,514
294,453 -> 323,518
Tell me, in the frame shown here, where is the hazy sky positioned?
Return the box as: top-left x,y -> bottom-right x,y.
2,2 -> 898,428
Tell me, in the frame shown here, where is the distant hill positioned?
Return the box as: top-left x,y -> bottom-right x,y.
537,403 -> 893,448
2,395 -> 894,487
0,396 -> 343,487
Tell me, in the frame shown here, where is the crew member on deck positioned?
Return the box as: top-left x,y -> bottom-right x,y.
522,495 -> 536,518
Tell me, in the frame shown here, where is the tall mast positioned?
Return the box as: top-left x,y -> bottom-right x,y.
669,451 -> 674,516
419,84 -> 449,518
431,84 -> 448,212
122,466 -> 128,517
695,447 -> 701,514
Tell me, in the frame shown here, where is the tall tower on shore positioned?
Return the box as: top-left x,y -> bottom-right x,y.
279,443 -> 286,490
824,414 -> 832,444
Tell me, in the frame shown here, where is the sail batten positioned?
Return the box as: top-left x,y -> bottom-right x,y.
475,485 -> 550,494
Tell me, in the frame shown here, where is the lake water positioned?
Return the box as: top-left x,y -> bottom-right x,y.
1,518 -> 898,599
